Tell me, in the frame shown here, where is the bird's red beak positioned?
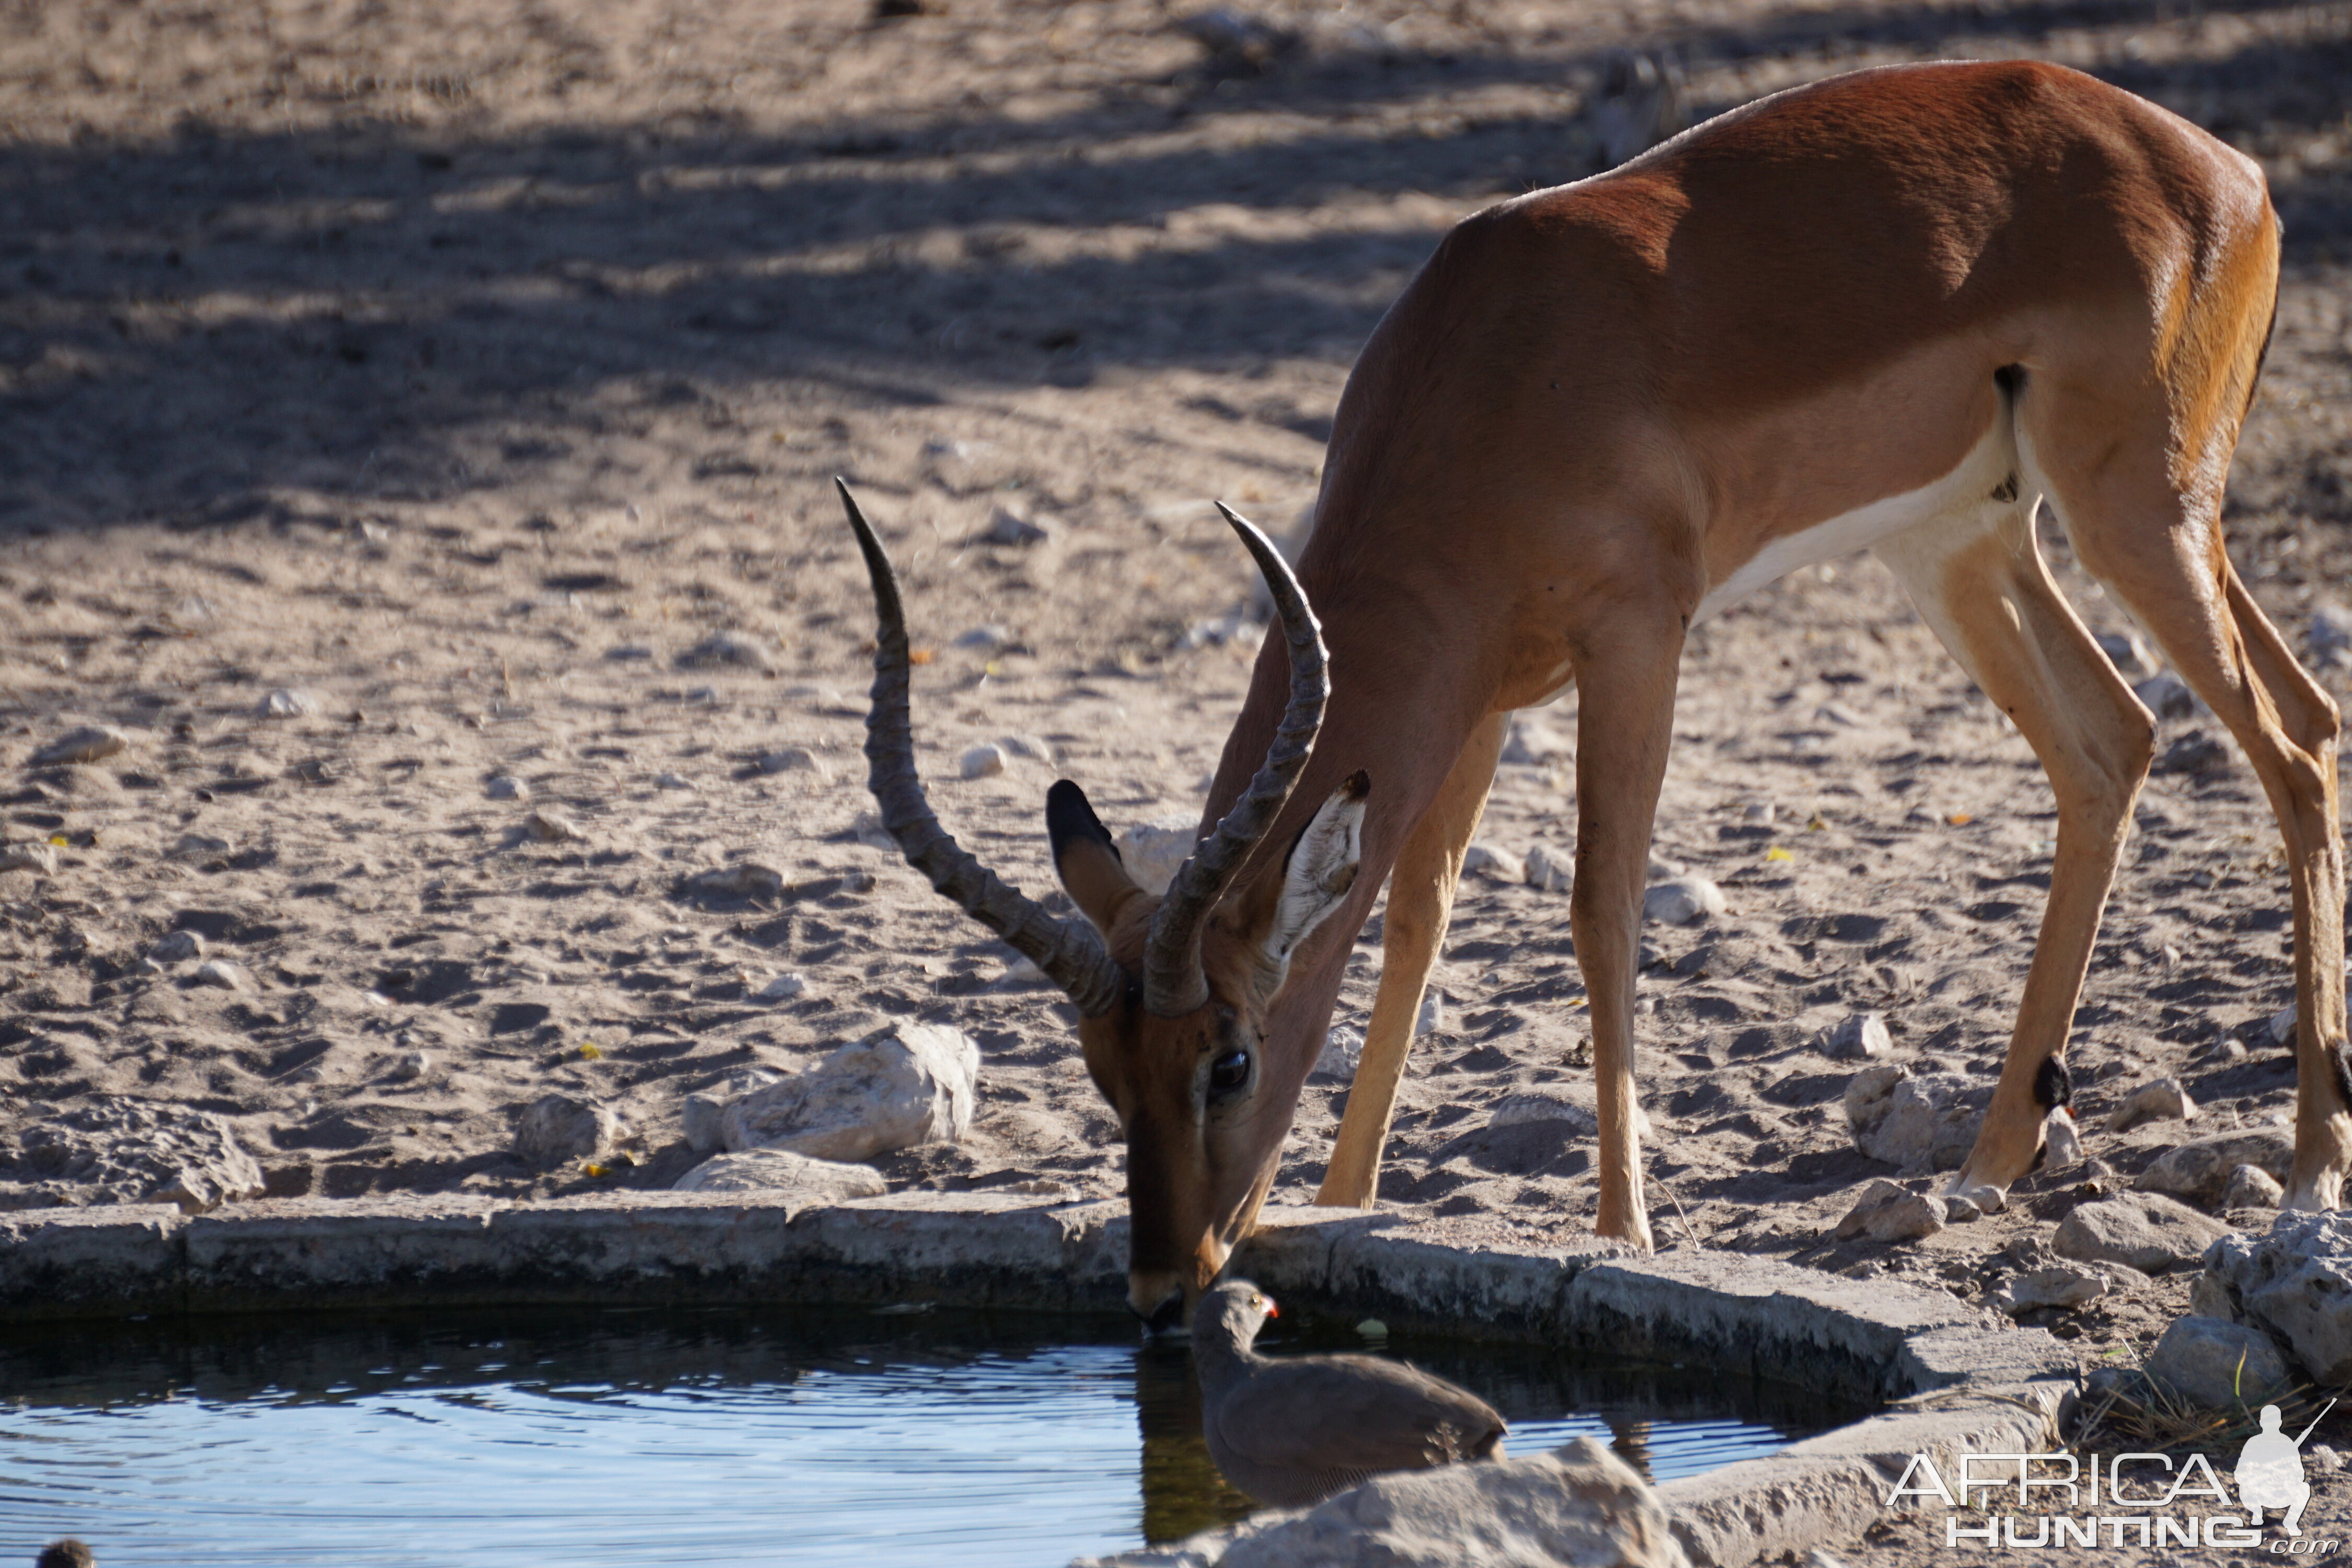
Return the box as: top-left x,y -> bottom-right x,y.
1265,1302 -> 1279,1319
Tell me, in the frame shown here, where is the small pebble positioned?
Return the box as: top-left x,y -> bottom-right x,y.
2042,1106 -> 2084,1169
390,1051 -> 433,1082
193,958 -> 250,991
954,625 -> 1011,651
2105,1076 -> 2196,1133
995,734 -> 1056,766
1415,990 -> 1446,1037
655,771 -> 695,790
1643,875 -> 1726,926
960,743 -> 1009,779
1312,1023 -> 1363,1080
1525,841 -> 1572,893
0,841 -> 58,875
756,973 -> 810,1002
2133,671 -> 2197,719
487,775 -> 529,801
30,724 -> 130,767
758,746 -> 829,779
675,631 -> 775,673
150,930 -> 205,964
1462,841 -> 1524,883
983,508 -> 1055,546
2222,1162 -> 2284,1209
525,809 -> 583,843
168,831 -> 233,858
258,688 -> 324,719
1826,1012 -> 1890,1060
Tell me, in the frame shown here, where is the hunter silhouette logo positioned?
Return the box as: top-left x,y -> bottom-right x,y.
2239,1400 -> 2334,1537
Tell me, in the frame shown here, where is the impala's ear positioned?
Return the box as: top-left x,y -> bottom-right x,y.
1047,779 -> 1143,935
1255,770 -> 1370,978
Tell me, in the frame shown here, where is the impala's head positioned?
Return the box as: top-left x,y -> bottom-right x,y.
835,480 -> 1366,1332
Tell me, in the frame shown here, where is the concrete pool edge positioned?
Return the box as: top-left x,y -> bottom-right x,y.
1,1190 -> 2075,1565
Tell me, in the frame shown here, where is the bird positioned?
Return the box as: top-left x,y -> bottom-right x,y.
1191,1279 -> 1507,1507
37,1543 -> 94,1568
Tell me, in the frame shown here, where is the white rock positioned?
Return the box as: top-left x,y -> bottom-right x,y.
30,725 -> 130,766
1116,814 -> 1199,896
2042,1105 -> 2085,1169
2147,1315 -> 2291,1408
2105,1076 -> 2196,1133
2134,671 -> 2198,720
389,1051 -> 433,1082
16,1097 -> 263,1213
1415,990 -> 1446,1037
759,745 -> 829,779
1489,1092 -> 1599,1138
487,775 -> 529,800
683,1067 -> 786,1155
1831,1178 -> 1945,1242
258,688 -> 324,718
995,734 -> 1056,766
1825,1012 -> 1889,1060
684,861 -> 785,900
193,959 -> 250,991
168,832 -> 233,859
1642,876 -> 1725,926
655,771 -> 696,790
524,809 -> 582,843
513,1093 -> 621,1168
1524,842 -> 1572,894
755,973 -> 809,1003
672,1147 -> 887,1199
953,624 -> 1011,651
2222,1162 -> 2285,1209
0,841 -> 57,875
1995,1265 -> 2110,1314
2203,1212 -> 2352,1385
2055,1194 -> 2231,1274
149,930 -> 205,964
2134,1127 -> 2294,1202
675,631 -> 775,672
1462,842 -> 1524,883
1843,1065 -> 1985,1172
960,743 -> 1009,779
718,1022 -> 980,1162
1312,1024 -> 1364,1081
2311,604 -> 2352,663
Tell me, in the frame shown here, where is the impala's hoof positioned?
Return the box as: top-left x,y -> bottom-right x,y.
1945,1172 -> 2009,1215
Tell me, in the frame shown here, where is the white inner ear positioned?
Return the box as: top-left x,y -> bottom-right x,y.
1260,786 -> 1367,978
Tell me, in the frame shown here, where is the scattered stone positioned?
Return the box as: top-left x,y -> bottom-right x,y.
755,973 -> 809,1003
1462,842 -> 1524,883
718,1022 -> 979,1162
1524,841 -> 1571,894
2222,1163 -> 2285,1210
1843,1065 -> 1985,1172
1825,1012 -> 1890,1060
654,771 -> 695,790
2042,1106 -> 2085,1170
2134,1127 -> 2294,1203
2153,729 -> 2230,775
0,841 -> 57,875
683,861 -> 785,900
524,809 -> 583,844
683,1068 -> 787,1155
2055,1193 -> 2233,1274
192,959 -> 250,991
2269,1001 -> 2299,1047
996,734 -> 1056,766
1174,6 -> 1300,73
30,725 -> 130,766
1497,716 -> 1567,766
2106,1077 -> 2196,1133
1995,1264 -> 2110,1315
513,1093 -> 621,1169
758,746 -> 829,779
388,1051 -> 433,1082
1832,1178 -> 1945,1243
2311,604 -> 2352,666
1646,854 -> 1685,879
2200,1211 -> 2352,1384
1313,1024 -> 1364,1081
960,743 -> 1009,779
15,1097 -> 264,1213
257,688 -> 323,719
1488,1092 -> 1599,1139
168,832 -> 233,859
1117,814 -> 1198,896
2146,1315 -> 2291,1410
672,1147 -> 888,1198
676,631 -> 775,672
954,624 -> 1011,652
486,775 -> 529,800
149,930 -> 205,964
982,507 -> 1055,546
2134,671 -> 2197,720
1642,875 -> 1725,926
1416,990 -> 1446,1037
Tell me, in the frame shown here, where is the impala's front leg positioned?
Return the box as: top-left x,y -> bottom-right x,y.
1567,612 -> 1686,1252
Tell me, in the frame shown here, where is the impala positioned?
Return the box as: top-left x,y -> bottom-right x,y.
838,58 -> 2346,1329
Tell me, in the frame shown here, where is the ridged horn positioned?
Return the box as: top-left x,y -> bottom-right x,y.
837,479 -> 1124,1017
1142,503 -> 1330,1016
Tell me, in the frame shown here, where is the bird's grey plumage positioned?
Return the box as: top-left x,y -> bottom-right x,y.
1192,1279 -> 1507,1507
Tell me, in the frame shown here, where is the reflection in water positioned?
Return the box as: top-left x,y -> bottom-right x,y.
1133,1341 -> 1259,1543
1608,1415 -> 1654,1478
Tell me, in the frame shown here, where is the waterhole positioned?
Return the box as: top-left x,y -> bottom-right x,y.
2,1305 -> 1864,1564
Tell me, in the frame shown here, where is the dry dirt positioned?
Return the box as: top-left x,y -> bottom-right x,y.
3,0 -> 2352,1552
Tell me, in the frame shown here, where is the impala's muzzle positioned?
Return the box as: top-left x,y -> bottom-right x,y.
1129,1271 -> 1189,1335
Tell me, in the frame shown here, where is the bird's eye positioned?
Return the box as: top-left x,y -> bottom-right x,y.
1208,1049 -> 1251,1093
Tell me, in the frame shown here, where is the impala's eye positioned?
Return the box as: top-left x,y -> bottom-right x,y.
1208,1049 -> 1251,1094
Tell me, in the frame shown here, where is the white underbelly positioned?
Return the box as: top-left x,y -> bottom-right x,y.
1690,419 -> 2015,625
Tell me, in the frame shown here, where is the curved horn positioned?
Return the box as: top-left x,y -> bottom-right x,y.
837,479 -> 1124,1017
1142,503 -> 1330,1016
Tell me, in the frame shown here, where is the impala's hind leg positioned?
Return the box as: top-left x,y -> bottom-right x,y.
1877,494 -> 2157,1210
1318,710 -> 1508,1208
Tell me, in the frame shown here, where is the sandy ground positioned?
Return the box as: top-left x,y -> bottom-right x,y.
4,0 -> 2352,1552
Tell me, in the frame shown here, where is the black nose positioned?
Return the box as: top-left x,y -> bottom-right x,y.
1134,1290 -> 1186,1336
